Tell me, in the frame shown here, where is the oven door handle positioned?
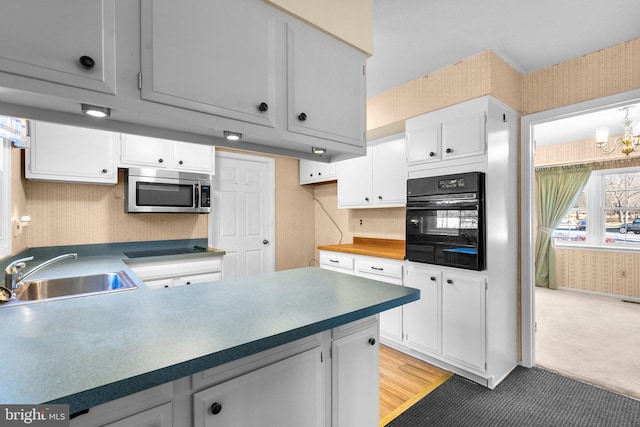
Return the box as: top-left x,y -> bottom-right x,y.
406,202 -> 479,210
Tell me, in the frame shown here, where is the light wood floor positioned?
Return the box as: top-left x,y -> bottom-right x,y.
379,345 -> 452,426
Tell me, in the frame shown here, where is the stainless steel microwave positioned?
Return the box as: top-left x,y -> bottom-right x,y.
125,167 -> 212,214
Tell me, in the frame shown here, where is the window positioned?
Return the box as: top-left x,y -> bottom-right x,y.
554,167 -> 640,246
0,139 -> 11,258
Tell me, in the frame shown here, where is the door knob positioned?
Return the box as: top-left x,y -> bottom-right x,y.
263,239 -> 269,245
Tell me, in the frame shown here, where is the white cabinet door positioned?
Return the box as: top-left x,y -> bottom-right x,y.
371,137 -> 407,206
120,134 -> 171,169
441,112 -> 486,160
120,135 -> 215,174
406,123 -> 441,165
403,264 -> 441,356
337,135 -> 406,208
299,160 -> 336,184
336,153 -> 372,207
26,121 -> 117,184
287,20 -> 366,147
140,0 -> 276,128
332,324 -> 379,427
193,347 -> 325,427
103,402 -> 173,427
0,1 -> 116,94
355,257 -> 403,344
441,272 -> 486,373
173,142 -> 215,174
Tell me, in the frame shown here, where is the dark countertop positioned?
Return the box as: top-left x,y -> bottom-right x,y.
0,264 -> 419,413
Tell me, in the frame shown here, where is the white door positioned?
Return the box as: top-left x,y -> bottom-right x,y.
210,152 -> 275,279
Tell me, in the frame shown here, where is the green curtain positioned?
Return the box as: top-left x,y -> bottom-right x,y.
535,165 -> 591,288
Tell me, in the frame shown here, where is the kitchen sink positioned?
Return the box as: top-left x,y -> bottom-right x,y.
11,271 -> 137,304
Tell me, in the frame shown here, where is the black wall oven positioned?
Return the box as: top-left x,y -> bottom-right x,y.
406,172 -> 485,271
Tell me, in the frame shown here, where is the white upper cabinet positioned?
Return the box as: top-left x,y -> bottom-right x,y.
0,0 -> 116,94
119,134 -> 215,174
337,135 -> 406,208
299,160 -> 337,185
140,0 -> 277,128
406,103 -> 487,166
287,21 -> 366,147
26,121 -> 117,184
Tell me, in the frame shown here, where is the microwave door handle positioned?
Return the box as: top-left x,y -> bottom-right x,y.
194,184 -> 199,208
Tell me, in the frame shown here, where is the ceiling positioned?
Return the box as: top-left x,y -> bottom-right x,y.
366,0 -> 640,145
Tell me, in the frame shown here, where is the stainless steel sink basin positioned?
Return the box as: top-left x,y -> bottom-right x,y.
12,271 -> 137,303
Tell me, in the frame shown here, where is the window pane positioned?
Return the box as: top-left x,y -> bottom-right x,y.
605,209 -> 640,244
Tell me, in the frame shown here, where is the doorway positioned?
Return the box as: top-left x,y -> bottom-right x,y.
520,89 -> 640,384
209,151 -> 275,279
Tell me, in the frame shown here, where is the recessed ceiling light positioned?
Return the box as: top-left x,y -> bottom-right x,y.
312,147 -> 326,155
224,130 -> 242,141
81,104 -> 110,118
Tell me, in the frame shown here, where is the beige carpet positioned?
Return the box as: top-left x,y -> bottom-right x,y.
535,287 -> 640,400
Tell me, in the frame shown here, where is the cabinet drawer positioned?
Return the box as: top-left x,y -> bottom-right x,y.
129,257 -> 223,281
319,252 -> 354,272
356,259 -> 403,280
175,272 -> 222,286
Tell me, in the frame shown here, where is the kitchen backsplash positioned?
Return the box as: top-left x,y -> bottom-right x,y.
25,170 -> 207,247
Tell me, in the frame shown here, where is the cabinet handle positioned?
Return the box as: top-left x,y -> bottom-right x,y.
445,148 -> 453,154
368,338 -> 376,346
318,172 -> 322,176
447,279 -> 454,284
329,259 -> 339,263
210,402 -> 222,415
78,55 -> 95,70
258,102 -> 269,112
178,160 -> 184,165
429,151 -> 436,157
101,169 -> 108,174
378,195 -> 383,200
371,266 -> 383,271
430,276 -> 437,281
309,173 -> 313,177
158,158 -> 164,163
186,281 -> 191,285
298,112 -> 307,122
365,197 -> 369,202
164,285 -> 169,288
263,239 -> 269,245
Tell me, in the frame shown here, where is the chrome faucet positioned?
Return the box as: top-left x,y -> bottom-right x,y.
4,253 -> 78,291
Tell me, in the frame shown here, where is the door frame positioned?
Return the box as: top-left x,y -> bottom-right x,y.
519,88 -> 640,367
210,150 -> 276,275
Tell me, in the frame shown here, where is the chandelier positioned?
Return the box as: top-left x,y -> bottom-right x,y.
596,107 -> 640,156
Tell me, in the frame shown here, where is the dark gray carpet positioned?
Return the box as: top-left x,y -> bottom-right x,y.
387,366 -> 640,427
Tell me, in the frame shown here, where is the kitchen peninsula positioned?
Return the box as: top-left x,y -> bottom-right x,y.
0,255 -> 418,426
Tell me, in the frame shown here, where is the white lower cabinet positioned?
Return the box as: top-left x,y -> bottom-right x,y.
331,322 -> 379,427
319,251 -> 404,344
102,402 -> 173,427
403,263 -> 486,374
127,256 -> 223,289
193,347 -> 325,427
403,264 -> 441,356
441,271 -> 486,373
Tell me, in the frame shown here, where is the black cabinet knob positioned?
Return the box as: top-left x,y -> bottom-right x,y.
101,169 -> 108,174
447,279 -> 453,284
368,338 -> 376,346
429,151 -> 436,157
210,402 -> 222,415
298,112 -> 307,122
79,55 -> 95,70
378,195 -> 382,200
365,197 -> 369,202
445,148 -> 453,154
309,173 -> 313,177
430,276 -> 437,281
318,172 -> 322,176
186,281 -> 191,285
258,102 -> 269,112
179,160 -> 184,165
158,158 -> 164,163
263,239 -> 269,245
